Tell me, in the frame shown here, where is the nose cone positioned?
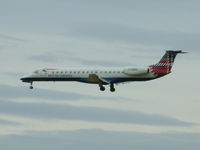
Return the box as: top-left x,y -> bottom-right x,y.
20,74 -> 32,83
20,77 -> 29,82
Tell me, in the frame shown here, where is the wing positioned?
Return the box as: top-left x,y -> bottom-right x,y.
87,74 -> 110,84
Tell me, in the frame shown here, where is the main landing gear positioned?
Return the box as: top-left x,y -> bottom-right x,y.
29,82 -> 33,89
99,84 -> 105,91
99,83 -> 115,92
110,83 -> 115,92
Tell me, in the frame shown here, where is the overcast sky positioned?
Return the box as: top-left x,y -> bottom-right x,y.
0,0 -> 200,149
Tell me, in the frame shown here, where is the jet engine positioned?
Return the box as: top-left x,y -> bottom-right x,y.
123,68 -> 148,76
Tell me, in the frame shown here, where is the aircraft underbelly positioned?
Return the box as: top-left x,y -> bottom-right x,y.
21,76 -> 155,84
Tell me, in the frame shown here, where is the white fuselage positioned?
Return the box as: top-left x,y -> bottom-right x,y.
21,67 -> 156,84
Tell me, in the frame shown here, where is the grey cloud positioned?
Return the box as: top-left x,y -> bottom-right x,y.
1,0 -> 200,40
27,51 -> 68,63
0,119 -> 19,126
29,55 -> 58,63
0,130 -> 200,150
67,23 -> 200,52
65,56 -> 133,67
0,84 -> 85,100
0,84 -> 121,101
0,84 -> 195,126
0,100 -> 195,127
0,34 -> 26,42
28,53 -> 133,67
70,57 -> 133,67
2,72 -> 25,78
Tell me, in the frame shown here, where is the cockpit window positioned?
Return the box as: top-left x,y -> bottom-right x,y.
42,69 -> 47,72
34,70 -> 39,74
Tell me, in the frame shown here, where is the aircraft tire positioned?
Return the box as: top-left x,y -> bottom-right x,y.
110,88 -> 115,92
100,87 -> 105,91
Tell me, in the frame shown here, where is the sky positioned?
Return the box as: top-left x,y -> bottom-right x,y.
0,0 -> 200,149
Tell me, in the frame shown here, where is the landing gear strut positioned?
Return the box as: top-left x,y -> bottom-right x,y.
110,83 -> 115,92
29,82 -> 33,89
99,84 -> 105,91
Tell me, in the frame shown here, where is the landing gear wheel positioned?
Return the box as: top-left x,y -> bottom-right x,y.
29,82 -> 33,89
100,86 -> 105,91
99,84 -> 105,91
110,88 -> 115,92
110,83 -> 115,92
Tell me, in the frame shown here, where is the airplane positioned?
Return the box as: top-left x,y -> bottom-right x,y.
21,50 -> 186,92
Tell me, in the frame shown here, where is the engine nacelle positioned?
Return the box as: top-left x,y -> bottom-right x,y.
123,68 -> 148,76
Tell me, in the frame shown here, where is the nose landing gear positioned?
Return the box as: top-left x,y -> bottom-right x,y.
29,82 -> 33,89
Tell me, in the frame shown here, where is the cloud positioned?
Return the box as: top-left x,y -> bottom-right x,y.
28,53 -> 59,63
0,85 -> 196,127
66,23 -> 200,52
70,57 -> 133,67
28,53 -> 133,67
0,84 -> 111,101
0,33 -> 26,42
0,100 -> 195,127
0,119 -> 19,126
29,55 -> 57,63
0,130 -> 200,150
2,72 -> 25,78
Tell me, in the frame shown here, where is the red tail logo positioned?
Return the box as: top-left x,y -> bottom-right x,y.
149,50 -> 183,77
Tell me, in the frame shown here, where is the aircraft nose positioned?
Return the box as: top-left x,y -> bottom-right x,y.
20,76 -> 29,82
20,74 -> 32,83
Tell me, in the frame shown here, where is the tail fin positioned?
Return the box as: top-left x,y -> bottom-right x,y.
149,50 -> 186,77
